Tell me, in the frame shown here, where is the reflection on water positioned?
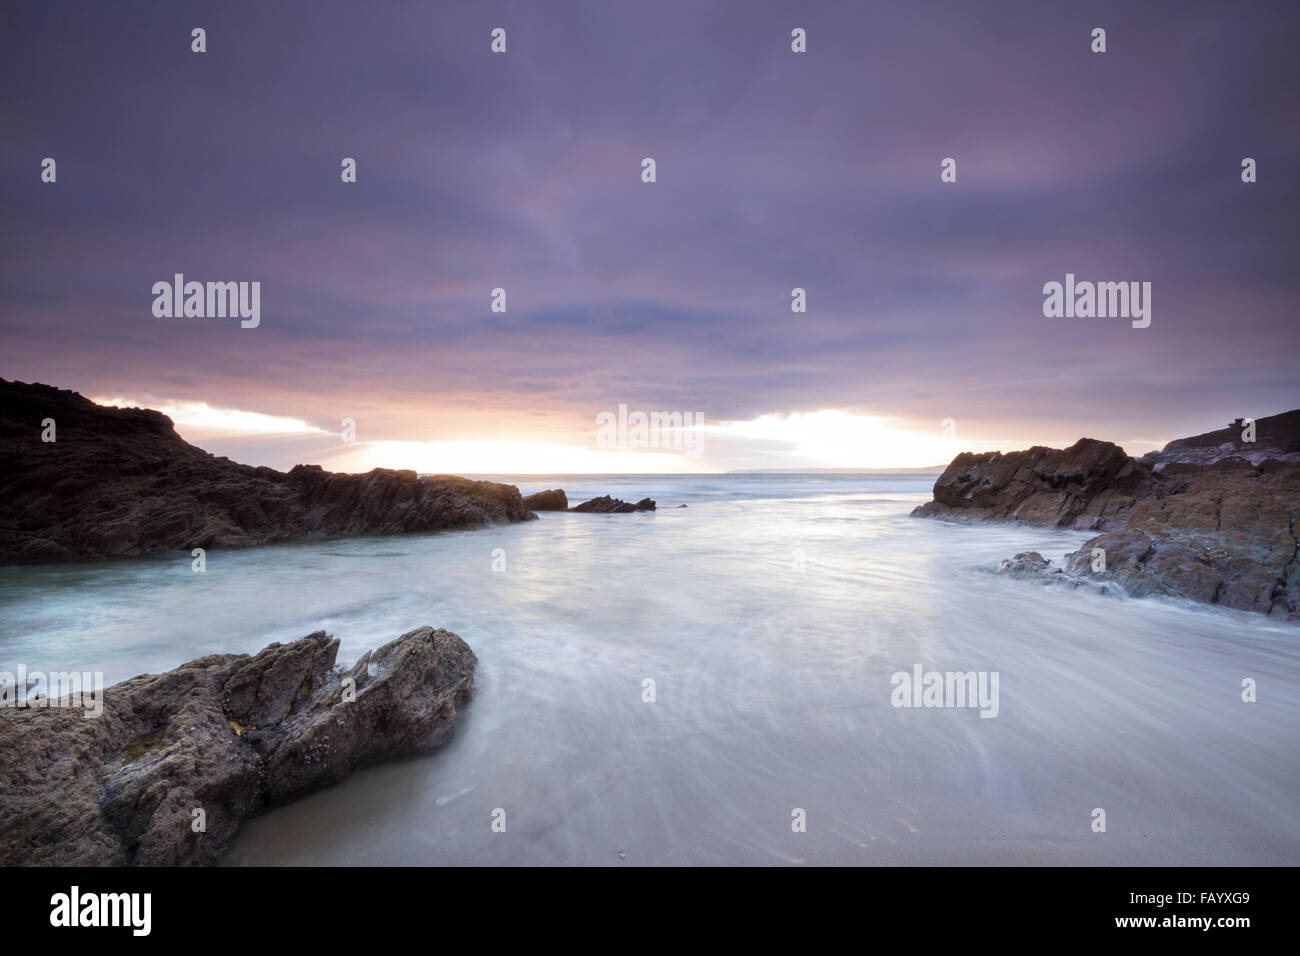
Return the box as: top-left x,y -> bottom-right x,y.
1,474 -> 1296,865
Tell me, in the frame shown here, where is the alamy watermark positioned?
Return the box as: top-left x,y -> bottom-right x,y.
1042,273 -> 1150,329
1,665 -> 104,718
890,664 -> 1000,718
151,274 -> 260,328
596,403 -> 703,458
50,886 -> 150,936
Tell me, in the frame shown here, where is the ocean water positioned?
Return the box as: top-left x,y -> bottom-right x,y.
1,474 -> 1297,865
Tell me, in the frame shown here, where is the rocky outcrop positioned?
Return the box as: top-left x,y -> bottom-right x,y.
1062,459 -> 1300,616
1141,409 -> 1300,468
518,487 -> 659,514
0,379 -> 535,563
910,438 -> 1150,530
522,489 -> 568,511
571,495 -> 656,513
915,412 -> 1300,619
0,626 -> 475,865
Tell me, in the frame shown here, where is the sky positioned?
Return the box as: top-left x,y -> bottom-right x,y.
2,0 -> 1297,473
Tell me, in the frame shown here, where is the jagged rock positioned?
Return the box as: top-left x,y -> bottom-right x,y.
1066,526 -> 1294,618
915,411 -> 1300,619
572,496 -> 635,513
571,495 -> 656,513
911,438 -> 1148,529
1070,458 -> 1300,618
522,489 -> 568,511
0,626 -> 475,865
0,379 -> 535,563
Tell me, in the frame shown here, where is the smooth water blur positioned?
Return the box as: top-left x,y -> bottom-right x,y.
1,474 -> 1297,865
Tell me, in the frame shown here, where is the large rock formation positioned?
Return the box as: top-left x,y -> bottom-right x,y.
0,379 -> 535,563
1062,458 -> 1299,616
911,438 -> 1149,529
0,626 -> 475,865
913,412 -> 1300,619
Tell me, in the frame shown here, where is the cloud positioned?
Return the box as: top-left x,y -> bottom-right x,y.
2,0 -> 1297,461
91,397 -> 327,436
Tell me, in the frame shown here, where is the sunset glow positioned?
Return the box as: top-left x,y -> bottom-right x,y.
85,395 -> 1138,474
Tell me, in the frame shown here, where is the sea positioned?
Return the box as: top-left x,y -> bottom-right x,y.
1,473 -> 1296,865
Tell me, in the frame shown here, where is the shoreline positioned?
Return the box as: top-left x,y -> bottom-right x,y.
2,471 -> 1295,867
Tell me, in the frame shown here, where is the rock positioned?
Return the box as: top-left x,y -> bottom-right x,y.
1140,409 -> 1300,467
995,551 -> 1054,578
1079,458 -> 1299,618
1066,526 -> 1294,618
571,495 -> 655,513
911,438 -> 1148,530
572,496 -> 635,513
522,489 -> 568,511
0,626 -> 475,865
0,379 -> 535,564
993,551 -> 1085,588
915,411 -> 1300,619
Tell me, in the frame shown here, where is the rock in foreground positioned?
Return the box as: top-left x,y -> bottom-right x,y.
0,627 -> 475,865
0,379 -> 535,563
